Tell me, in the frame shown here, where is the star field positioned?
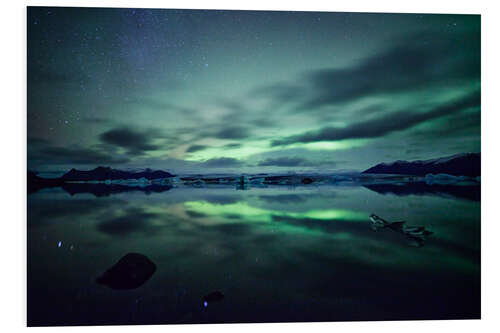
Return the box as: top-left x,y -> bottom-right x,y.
27,7 -> 480,173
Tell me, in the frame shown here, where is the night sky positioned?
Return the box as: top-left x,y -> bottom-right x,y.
27,7 -> 480,173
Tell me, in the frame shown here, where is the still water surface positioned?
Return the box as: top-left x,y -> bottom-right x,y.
27,184 -> 480,325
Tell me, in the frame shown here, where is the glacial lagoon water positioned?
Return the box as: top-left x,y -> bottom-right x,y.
27,181 -> 480,325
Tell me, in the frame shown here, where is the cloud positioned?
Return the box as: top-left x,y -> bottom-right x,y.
28,144 -> 130,168
272,91 -> 480,146
186,144 -> 208,153
223,143 -> 242,149
251,117 -> 275,128
258,157 -> 314,167
99,127 -> 160,155
201,157 -> 244,168
185,210 -> 208,218
217,100 -> 249,114
213,126 -> 251,139
256,28 -> 480,111
411,107 -> 481,140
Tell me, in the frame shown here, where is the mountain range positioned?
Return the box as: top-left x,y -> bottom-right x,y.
60,166 -> 175,181
362,153 -> 480,177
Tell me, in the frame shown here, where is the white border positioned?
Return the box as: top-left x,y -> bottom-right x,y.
3,0 -> 500,332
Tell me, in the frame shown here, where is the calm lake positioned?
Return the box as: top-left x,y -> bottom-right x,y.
27,182 -> 480,325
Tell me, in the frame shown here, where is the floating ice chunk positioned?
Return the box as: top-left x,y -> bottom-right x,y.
250,177 -> 264,185
425,173 -> 467,185
239,175 -> 250,184
369,214 -> 433,247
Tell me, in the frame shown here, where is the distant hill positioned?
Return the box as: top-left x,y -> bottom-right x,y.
362,153 -> 480,177
60,166 -> 175,181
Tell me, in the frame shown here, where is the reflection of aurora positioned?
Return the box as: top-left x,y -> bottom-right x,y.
27,187 -> 480,324
181,200 -> 478,273
184,200 -> 367,223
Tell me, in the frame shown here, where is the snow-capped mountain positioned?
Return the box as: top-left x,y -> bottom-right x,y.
362,153 -> 480,177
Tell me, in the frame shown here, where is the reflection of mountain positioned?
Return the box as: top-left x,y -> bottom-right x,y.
28,171 -> 64,194
362,153 -> 480,177
61,166 -> 175,181
364,182 -> 480,201
61,182 -> 173,197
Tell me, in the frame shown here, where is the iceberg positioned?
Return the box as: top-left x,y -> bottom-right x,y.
369,214 -> 433,247
425,173 -> 468,185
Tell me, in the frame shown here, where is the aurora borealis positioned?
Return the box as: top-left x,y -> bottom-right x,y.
27,7 -> 480,173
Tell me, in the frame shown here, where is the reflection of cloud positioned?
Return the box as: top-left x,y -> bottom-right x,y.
96,207 -> 160,236
206,223 -> 252,236
258,194 -> 309,204
271,215 -> 367,236
28,197 -> 125,227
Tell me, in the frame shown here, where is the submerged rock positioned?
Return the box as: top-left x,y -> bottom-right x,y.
96,253 -> 156,290
203,290 -> 224,307
301,177 -> 314,184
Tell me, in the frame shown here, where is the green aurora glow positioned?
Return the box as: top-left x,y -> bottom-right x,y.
27,8 -> 480,173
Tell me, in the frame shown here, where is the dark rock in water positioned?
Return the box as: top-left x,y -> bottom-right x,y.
301,177 -> 314,184
203,290 -> 224,306
96,253 -> 156,290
